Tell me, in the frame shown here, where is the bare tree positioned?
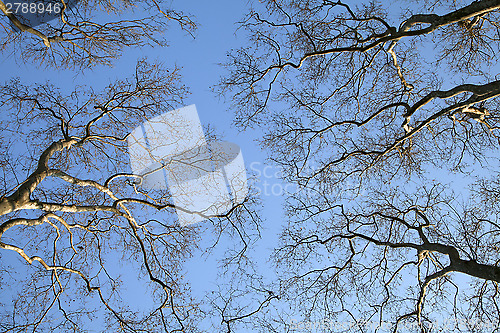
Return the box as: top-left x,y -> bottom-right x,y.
0,0 -> 196,68
220,0 -> 500,331
0,59 -> 259,332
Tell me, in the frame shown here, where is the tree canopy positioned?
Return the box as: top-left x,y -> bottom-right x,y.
0,2 -> 259,331
0,0 -> 195,68
219,0 -> 500,331
3,0 -> 500,332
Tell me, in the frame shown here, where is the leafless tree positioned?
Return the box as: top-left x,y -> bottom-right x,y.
0,0 -> 195,68
0,59 -> 259,332
219,0 -> 500,331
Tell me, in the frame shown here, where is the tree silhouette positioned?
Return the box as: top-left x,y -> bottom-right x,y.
0,0 -> 196,68
0,59 -> 259,332
220,0 -> 500,331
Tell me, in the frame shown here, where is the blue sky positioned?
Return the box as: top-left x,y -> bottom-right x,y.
4,1 -> 495,331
